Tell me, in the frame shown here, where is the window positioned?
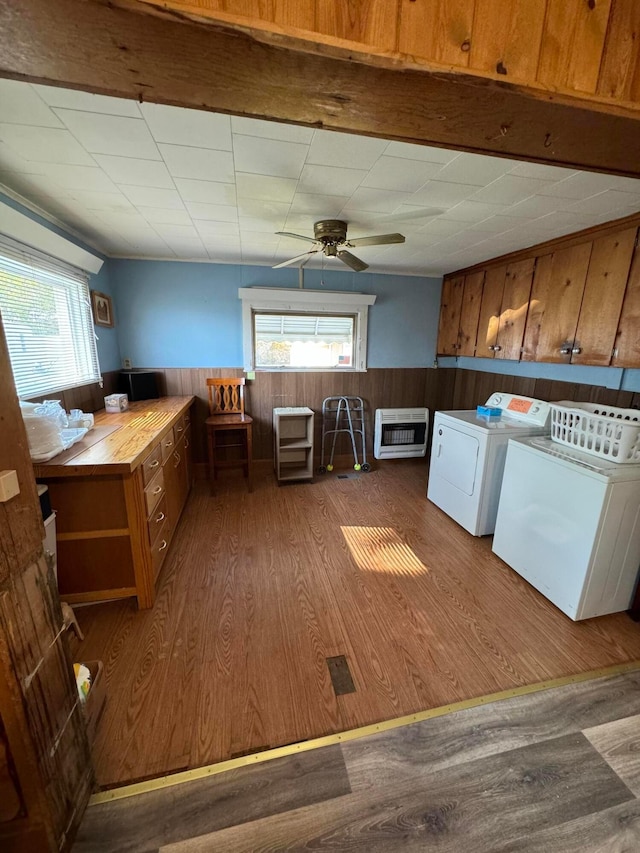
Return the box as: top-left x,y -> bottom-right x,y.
239,288 -> 376,372
0,235 -> 101,399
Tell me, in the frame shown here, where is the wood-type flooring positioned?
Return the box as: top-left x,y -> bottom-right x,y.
74,671 -> 640,851
72,460 -> 640,789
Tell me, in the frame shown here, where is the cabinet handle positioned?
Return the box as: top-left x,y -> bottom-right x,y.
184,438 -> 190,449
165,440 -> 173,448
488,345 -> 495,351
152,485 -> 162,495
150,460 -> 160,469
176,426 -> 184,433
560,346 -> 571,355
158,539 -> 167,552
154,511 -> 165,523
571,347 -> 582,355
493,345 -> 502,352
173,451 -> 181,467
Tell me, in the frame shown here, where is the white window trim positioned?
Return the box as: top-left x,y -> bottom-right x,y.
239,287 -> 376,372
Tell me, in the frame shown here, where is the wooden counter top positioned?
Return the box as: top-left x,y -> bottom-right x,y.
33,396 -> 194,478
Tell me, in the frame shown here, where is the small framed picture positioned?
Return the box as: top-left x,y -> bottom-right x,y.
91,290 -> 114,328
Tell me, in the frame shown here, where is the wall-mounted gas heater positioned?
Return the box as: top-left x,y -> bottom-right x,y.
374,408 -> 429,459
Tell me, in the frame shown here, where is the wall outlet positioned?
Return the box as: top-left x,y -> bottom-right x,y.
123,358 -> 132,369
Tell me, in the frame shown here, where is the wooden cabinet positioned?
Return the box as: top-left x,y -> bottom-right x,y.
521,243 -> 592,362
475,259 -> 535,360
476,265 -> 506,357
436,274 -> 465,355
613,236 -> 640,367
574,228 -> 637,365
457,271 -> 484,356
34,397 -> 193,610
273,407 -> 314,482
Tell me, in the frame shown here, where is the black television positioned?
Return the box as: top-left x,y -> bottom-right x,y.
118,370 -> 160,402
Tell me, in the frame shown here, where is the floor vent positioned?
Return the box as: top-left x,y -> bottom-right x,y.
327,655 -> 356,696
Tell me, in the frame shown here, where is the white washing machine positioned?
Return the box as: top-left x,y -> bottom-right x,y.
427,393 -> 551,536
492,437 -> 640,621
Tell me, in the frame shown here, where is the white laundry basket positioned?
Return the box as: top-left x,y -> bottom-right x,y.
550,401 -> 640,463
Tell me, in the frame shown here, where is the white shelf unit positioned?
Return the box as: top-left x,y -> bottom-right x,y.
273,407 -> 314,483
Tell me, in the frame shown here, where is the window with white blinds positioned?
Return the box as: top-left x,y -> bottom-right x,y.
0,235 -> 101,399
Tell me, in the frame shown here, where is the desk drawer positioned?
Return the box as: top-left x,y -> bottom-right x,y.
161,428 -> 176,463
144,469 -> 165,517
151,519 -> 170,580
142,443 -> 162,486
148,494 -> 168,546
174,415 -> 186,442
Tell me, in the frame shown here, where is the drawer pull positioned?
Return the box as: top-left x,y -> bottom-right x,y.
152,485 -> 162,495
150,459 -> 160,469
158,540 -> 167,552
176,426 -> 184,433
174,451 -> 181,467
154,511 -> 165,524
185,438 -> 190,449
164,440 -> 173,448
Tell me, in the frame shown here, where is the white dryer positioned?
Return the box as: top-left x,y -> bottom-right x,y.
492,437 -> 640,620
426,393 -> 551,536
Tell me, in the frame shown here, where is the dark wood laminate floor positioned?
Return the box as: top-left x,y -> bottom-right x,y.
71,461 -> 640,788
74,671 -> 640,852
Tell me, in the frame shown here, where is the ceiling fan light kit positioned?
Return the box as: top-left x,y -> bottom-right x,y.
274,219 -> 405,272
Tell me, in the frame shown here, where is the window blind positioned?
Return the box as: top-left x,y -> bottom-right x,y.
0,234 -> 101,399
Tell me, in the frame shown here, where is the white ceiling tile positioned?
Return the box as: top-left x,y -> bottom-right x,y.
139,208 -> 193,226
54,110 -> 160,159
65,189 -> 134,212
159,144 -> 235,182
342,187 -> 412,213
238,199 -> 290,220
440,201 -> 504,223
174,178 -> 236,205
140,103 -> 232,150
503,195 -> 565,219
185,201 -> 238,222
604,176 -> 640,193
239,214 -> 288,232
537,172 -> 626,200
194,221 -> 240,238
93,211 -> 156,230
207,247 -> 245,262
466,216 -> 515,233
0,81 -> 64,127
418,218 -> 471,237
37,164 -> 118,191
471,175 -> 555,205
231,116 -> 314,143
283,214 -> 318,233
434,153 -> 517,187
233,135 -> 308,179
383,142 -> 458,163
566,189 -> 640,215
34,85 -> 142,117
298,164 -> 367,196
151,223 -> 202,240
411,181 -> 482,208
306,130 -> 387,169
242,231 -> 281,247
236,173 -> 297,203
121,185 -> 185,209
0,125 -> 95,165
508,162 -> 577,181
289,193 -> 350,216
361,157 -> 442,192
93,155 -> 174,188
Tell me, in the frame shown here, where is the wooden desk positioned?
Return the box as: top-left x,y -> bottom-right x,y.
34,397 -> 194,609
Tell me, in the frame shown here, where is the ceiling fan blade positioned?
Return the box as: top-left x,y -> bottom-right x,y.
337,250 -> 369,272
347,232 -> 406,248
275,231 -> 315,242
272,250 -> 318,269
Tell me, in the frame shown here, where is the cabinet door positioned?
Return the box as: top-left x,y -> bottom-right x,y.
613,233 -> 640,367
521,243 -> 592,362
494,258 -> 535,360
572,228 -> 637,365
458,271 -> 484,356
437,275 -> 465,355
476,265 -> 506,358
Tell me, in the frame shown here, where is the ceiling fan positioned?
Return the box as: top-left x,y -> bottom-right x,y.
273,219 -> 405,272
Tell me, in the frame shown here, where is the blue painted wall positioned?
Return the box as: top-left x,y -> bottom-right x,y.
0,192 -> 120,372
109,259 -> 442,369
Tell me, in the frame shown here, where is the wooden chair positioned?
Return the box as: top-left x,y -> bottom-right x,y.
205,377 -> 253,492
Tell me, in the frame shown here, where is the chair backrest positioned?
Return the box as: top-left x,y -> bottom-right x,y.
206,377 -> 246,416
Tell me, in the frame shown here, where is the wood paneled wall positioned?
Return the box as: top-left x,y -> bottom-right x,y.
133,0 -> 640,109
154,367 -> 445,464
25,372 -> 120,413
443,367 -> 640,413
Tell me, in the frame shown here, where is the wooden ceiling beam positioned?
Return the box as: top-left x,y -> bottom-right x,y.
1,0 -> 640,176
